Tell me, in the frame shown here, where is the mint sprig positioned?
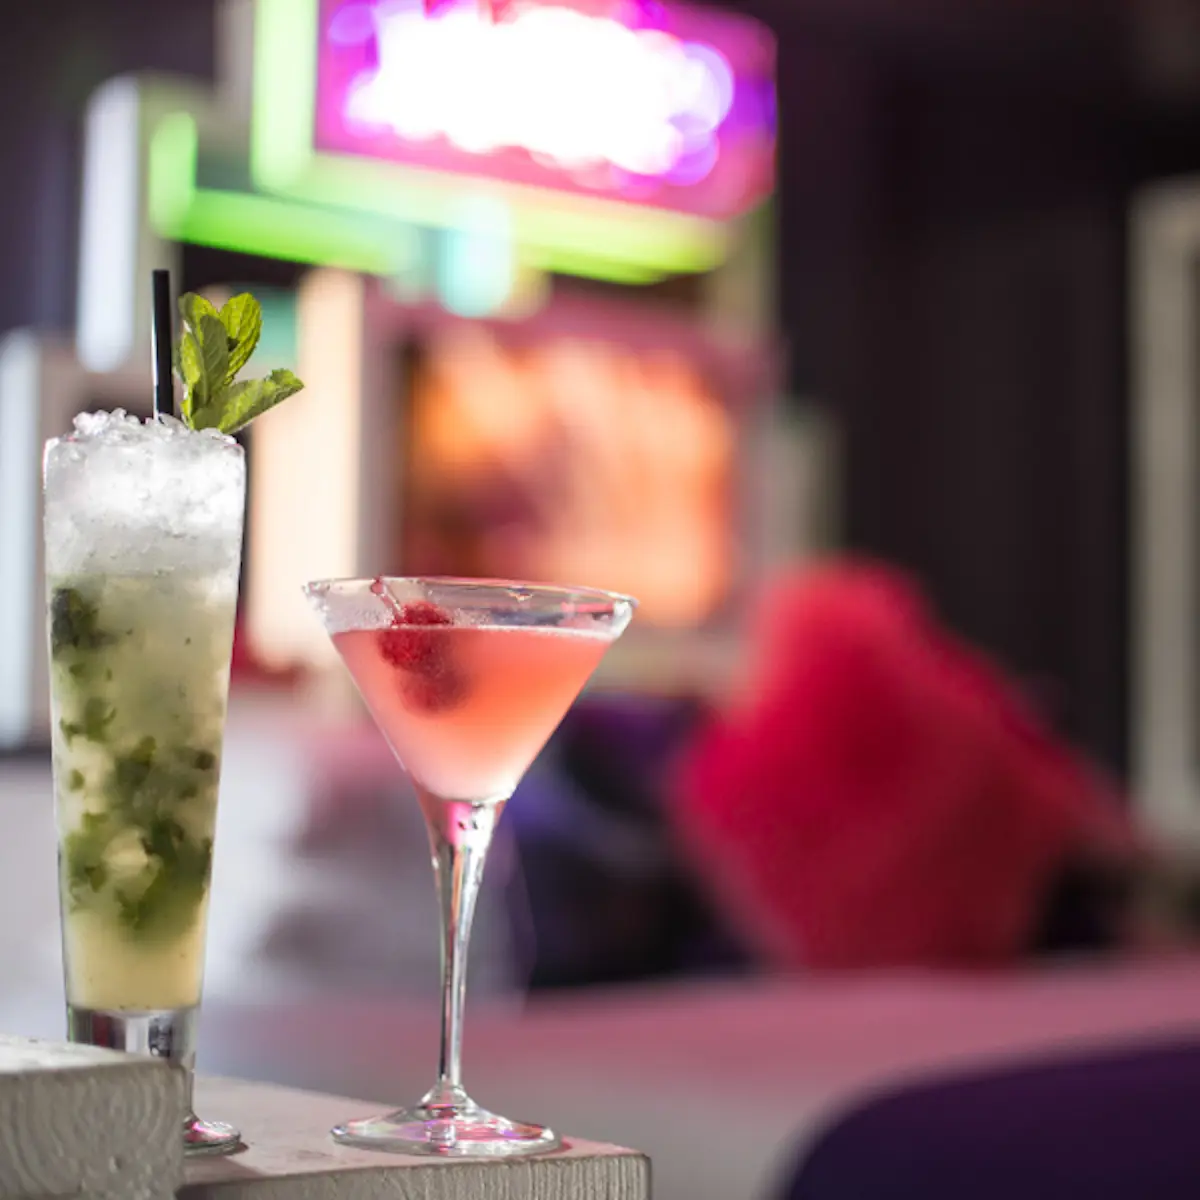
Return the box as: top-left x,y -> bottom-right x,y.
174,292 -> 304,435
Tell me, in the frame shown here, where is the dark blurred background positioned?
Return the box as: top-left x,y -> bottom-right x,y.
8,0 -> 1200,771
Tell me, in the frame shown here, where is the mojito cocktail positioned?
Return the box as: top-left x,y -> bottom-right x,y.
44,410 -> 244,1154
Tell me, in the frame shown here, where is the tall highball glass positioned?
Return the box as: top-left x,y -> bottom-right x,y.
44,412 -> 244,1156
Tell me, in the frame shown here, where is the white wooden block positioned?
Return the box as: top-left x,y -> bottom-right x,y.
183,1077 -> 650,1200
0,1034 -> 185,1200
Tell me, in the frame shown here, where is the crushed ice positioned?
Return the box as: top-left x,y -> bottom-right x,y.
69,409 -> 234,446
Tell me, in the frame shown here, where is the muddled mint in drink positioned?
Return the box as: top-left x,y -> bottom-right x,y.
50,574 -> 232,946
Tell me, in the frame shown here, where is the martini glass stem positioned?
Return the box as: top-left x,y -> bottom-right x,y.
418,790 -> 504,1107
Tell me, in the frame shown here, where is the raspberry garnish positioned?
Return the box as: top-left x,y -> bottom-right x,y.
378,602 -> 453,673
400,671 -> 468,714
376,600 -> 465,713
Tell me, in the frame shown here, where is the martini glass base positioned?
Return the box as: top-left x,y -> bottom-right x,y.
184,1117 -> 243,1157
331,1100 -> 561,1158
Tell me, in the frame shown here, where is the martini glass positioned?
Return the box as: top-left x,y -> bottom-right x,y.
303,576 -> 636,1157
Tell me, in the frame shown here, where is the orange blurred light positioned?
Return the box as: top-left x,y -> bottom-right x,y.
401,326 -> 734,626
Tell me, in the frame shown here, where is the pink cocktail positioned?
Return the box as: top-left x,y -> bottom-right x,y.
332,622 -> 611,803
304,577 -> 635,1157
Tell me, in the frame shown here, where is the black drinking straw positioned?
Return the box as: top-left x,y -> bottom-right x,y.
151,269 -> 174,421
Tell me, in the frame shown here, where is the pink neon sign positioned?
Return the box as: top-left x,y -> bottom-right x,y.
315,0 -> 776,220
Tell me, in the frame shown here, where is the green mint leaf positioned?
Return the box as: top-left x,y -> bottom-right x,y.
177,294 -> 228,424
179,292 -> 219,331
63,811 -> 119,904
193,315 -> 231,410
190,748 -> 217,771
208,369 -> 304,435
117,827 -> 213,939
60,697 -> 115,746
82,698 -> 116,741
81,861 -> 108,891
174,290 -> 304,435
140,814 -> 188,863
110,736 -> 158,800
218,294 -> 263,382
177,333 -> 204,424
50,587 -> 114,658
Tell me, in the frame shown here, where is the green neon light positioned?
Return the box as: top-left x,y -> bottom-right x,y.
525,250 -> 663,285
148,108 -> 688,285
178,191 -> 419,275
148,111 -> 197,231
150,109 -> 420,275
248,0 -> 726,278
273,154 -> 726,275
252,0 -> 317,191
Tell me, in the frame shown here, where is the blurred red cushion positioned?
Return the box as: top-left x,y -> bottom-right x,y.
672,560 -> 1134,969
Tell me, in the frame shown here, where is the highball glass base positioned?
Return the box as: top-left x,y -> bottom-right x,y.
332,1098 -> 561,1158
68,1005 -> 243,1157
